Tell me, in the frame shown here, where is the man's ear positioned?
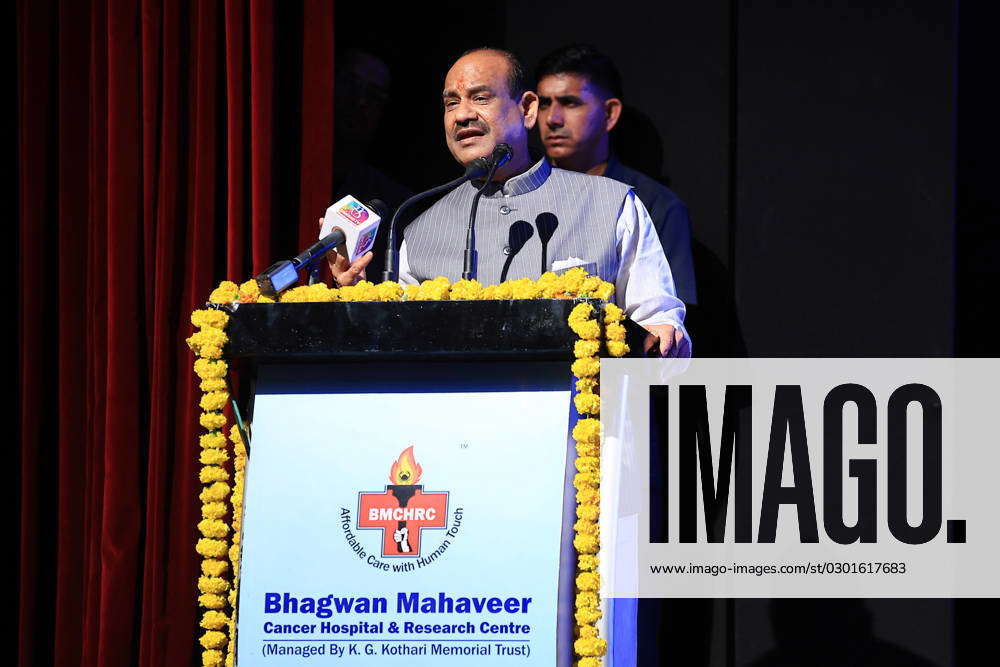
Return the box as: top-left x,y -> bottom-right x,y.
604,97 -> 623,132
520,91 -> 539,130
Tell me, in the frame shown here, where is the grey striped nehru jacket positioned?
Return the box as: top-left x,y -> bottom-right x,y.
403,158 -> 631,286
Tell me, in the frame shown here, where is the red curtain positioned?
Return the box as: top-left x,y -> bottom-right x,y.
17,1 -> 335,664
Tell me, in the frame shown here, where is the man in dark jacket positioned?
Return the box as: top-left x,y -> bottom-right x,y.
535,44 -> 697,305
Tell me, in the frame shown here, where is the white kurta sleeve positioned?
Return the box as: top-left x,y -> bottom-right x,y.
615,190 -> 691,354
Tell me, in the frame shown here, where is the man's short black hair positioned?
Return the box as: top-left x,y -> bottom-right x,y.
460,47 -> 527,100
534,44 -> 624,101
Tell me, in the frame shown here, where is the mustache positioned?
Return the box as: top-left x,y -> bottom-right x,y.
453,120 -> 490,140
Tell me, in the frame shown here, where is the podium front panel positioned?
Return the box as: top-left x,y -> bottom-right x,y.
236,361 -> 574,666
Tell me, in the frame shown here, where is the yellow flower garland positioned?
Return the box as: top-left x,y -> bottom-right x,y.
186,268 -> 629,666
569,301 -> 622,661
188,294 -> 234,667
225,424 -> 248,667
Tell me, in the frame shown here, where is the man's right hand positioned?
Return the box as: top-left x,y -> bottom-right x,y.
319,217 -> 374,286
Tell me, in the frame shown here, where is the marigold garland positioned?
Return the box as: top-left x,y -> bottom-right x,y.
226,424 -> 248,667
187,267 -> 631,665
567,298 -> 629,661
188,297 -> 237,667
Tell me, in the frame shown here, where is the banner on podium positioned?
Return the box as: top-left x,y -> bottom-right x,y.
237,370 -> 571,665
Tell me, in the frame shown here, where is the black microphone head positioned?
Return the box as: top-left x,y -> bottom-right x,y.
367,199 -> 389,218
464,156 -> 490,177
492,143 -> 513,169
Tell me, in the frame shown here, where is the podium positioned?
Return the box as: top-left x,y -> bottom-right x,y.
223,300 -> 643,666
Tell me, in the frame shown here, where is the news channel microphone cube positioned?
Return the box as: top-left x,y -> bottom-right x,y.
320,195 -> 381,263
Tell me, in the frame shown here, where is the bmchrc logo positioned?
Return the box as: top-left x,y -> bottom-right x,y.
338,446 -> 465,576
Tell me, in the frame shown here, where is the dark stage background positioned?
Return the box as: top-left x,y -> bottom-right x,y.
16,0 -> 997,665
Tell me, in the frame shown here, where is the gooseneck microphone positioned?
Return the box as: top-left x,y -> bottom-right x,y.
462,143 -> 512,281
381,156 -> 494,283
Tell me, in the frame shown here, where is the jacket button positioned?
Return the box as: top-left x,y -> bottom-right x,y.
499,205 -> 511,215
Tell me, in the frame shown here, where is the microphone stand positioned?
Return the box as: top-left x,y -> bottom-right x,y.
461,157 -> 503,281
382,160 -> 489,283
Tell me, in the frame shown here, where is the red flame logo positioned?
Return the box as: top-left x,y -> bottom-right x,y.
389,446 -> 422,485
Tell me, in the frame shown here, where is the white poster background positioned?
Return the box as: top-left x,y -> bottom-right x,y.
237,387 -> 569,665
601,358 -> 1000,598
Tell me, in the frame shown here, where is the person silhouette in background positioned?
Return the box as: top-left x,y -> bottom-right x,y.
333,47 -> 413,279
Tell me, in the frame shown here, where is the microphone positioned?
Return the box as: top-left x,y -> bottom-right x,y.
464,156 -> 491,178
381,147 -> 506,283
256,195 -> 384,298
462,143 -> 513,281
367,199 -> 388,215
487,142 -> 512,172
256,228 -> 346,298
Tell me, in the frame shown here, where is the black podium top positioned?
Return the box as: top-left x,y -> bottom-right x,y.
226,300 -> 651,363
225,299 -> 642,363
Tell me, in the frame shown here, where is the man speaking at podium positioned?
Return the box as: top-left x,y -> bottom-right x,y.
330,48 -> 690,358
